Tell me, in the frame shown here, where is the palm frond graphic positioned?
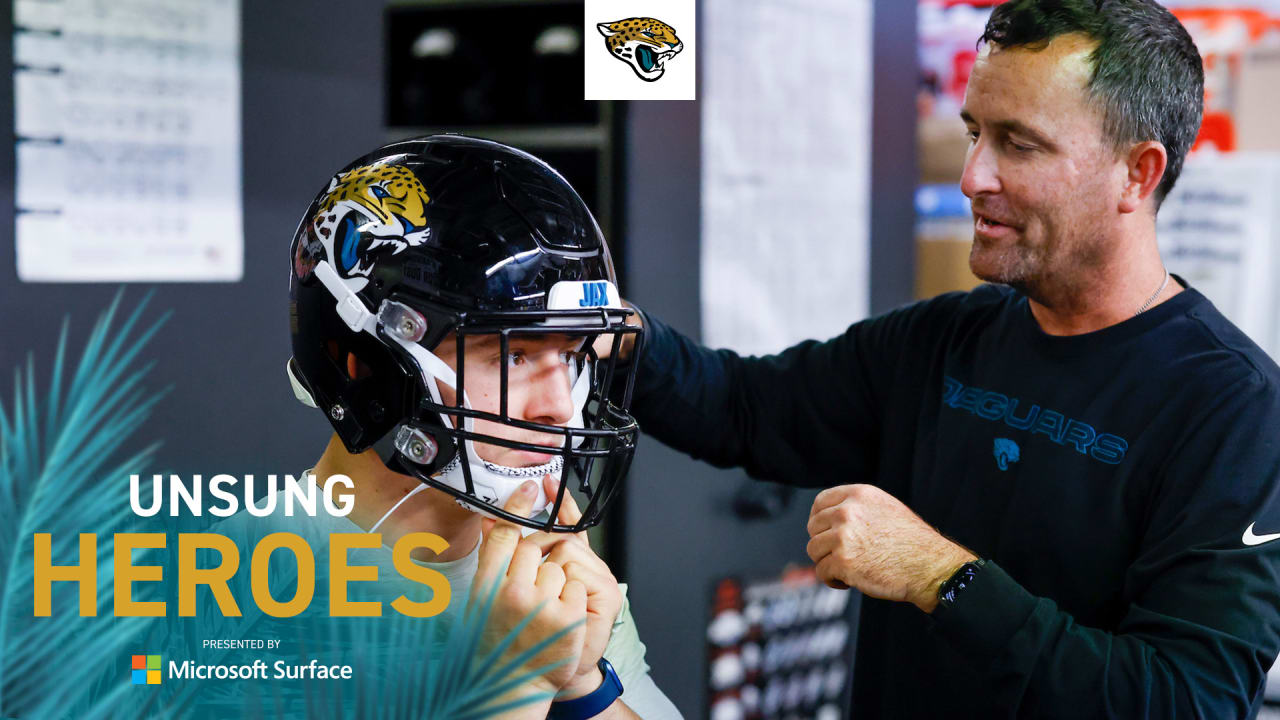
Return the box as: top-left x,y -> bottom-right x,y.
0,290 -> 579,719
128,520 -> 580,719
0,290 -> 169,719
170,569 -> 582,720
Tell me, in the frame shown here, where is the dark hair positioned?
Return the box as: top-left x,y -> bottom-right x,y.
980,0 -> 1204,207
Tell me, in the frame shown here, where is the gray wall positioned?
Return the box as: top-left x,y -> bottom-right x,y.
1,0 -> 916,715
618,0 -> 917,713
0,1 -> 389,480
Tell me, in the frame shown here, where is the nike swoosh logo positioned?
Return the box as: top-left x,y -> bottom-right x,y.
1243,523 -> 1280,546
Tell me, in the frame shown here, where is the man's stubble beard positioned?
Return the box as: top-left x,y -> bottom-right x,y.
970,236 -> 1044,299
970,224 -> 1109,312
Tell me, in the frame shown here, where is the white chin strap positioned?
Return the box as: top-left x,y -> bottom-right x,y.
432,453 -> 564,517
367,455 -> 564,535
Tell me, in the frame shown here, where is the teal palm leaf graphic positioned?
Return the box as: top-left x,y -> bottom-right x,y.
284,578 -> 576,720
0,291 -> 169,719
159,533 -> 581,719
0,291 -> 581,719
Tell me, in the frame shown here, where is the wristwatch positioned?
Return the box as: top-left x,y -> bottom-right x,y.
937,558 -> 986,610
547,658 -> 624,720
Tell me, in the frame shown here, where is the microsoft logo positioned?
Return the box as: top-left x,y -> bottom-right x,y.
131,654 -> 161,685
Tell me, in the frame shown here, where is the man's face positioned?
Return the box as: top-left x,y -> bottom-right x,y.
432,333 -> 587,467
960,34 -> 1128,298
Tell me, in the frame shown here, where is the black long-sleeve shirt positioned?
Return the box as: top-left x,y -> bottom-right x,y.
629,282 -> 1280,718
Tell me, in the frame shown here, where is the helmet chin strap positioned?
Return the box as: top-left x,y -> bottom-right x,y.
433,453 -> 563,516
365,454 -> 564,536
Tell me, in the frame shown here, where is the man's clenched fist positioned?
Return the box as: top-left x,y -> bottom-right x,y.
805,483 -> 976,613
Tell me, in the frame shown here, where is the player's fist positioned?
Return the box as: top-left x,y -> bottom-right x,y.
522,475 -> 623,698
475,480 -> 588,704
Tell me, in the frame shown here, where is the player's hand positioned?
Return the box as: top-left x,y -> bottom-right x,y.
522,475 -> 624,699
474,480 -> 588,703
805,484 -> 977,613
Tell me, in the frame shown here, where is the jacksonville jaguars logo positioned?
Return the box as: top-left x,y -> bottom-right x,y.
597,17 -> 683,82
309,162 -> 432,291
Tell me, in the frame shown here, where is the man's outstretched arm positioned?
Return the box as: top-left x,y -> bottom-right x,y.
611,294 -> 969,488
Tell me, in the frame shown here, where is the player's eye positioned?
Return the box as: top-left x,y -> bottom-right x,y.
559,350 -> 588,366
505,350 -> 526,367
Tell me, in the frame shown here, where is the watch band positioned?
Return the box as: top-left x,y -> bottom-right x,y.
937,558 -> 986,610
547,658 -> 624,720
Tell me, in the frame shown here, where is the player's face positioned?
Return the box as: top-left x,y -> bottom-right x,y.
432,333 -> 588,467
960,33 -> 1128,300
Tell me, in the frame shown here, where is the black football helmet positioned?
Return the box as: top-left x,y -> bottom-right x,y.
287,135 -> 642,531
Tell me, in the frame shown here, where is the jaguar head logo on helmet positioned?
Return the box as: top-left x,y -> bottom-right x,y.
303,163 -> 433,289
287,135 -> 643,531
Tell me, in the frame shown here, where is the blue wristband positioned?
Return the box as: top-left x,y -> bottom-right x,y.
547,658 -> 624,720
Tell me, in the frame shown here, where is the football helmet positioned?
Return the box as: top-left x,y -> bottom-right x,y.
287,135 -> 642,532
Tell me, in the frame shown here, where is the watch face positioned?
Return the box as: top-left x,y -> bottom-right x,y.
938,560 -> 984,608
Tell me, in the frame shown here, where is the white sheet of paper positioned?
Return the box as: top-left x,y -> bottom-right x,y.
1157,153 -> 1280,360
700,0 -> 872,355
13,0 -> 242,282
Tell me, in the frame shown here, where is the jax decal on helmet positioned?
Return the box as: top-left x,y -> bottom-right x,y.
287,135 -> 643,532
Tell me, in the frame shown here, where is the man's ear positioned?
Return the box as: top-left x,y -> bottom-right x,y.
1119,141 -> 1168,214
597,22 -> 618,37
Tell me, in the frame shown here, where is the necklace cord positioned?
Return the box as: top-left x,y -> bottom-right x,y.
1136,270 -> 1170,316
